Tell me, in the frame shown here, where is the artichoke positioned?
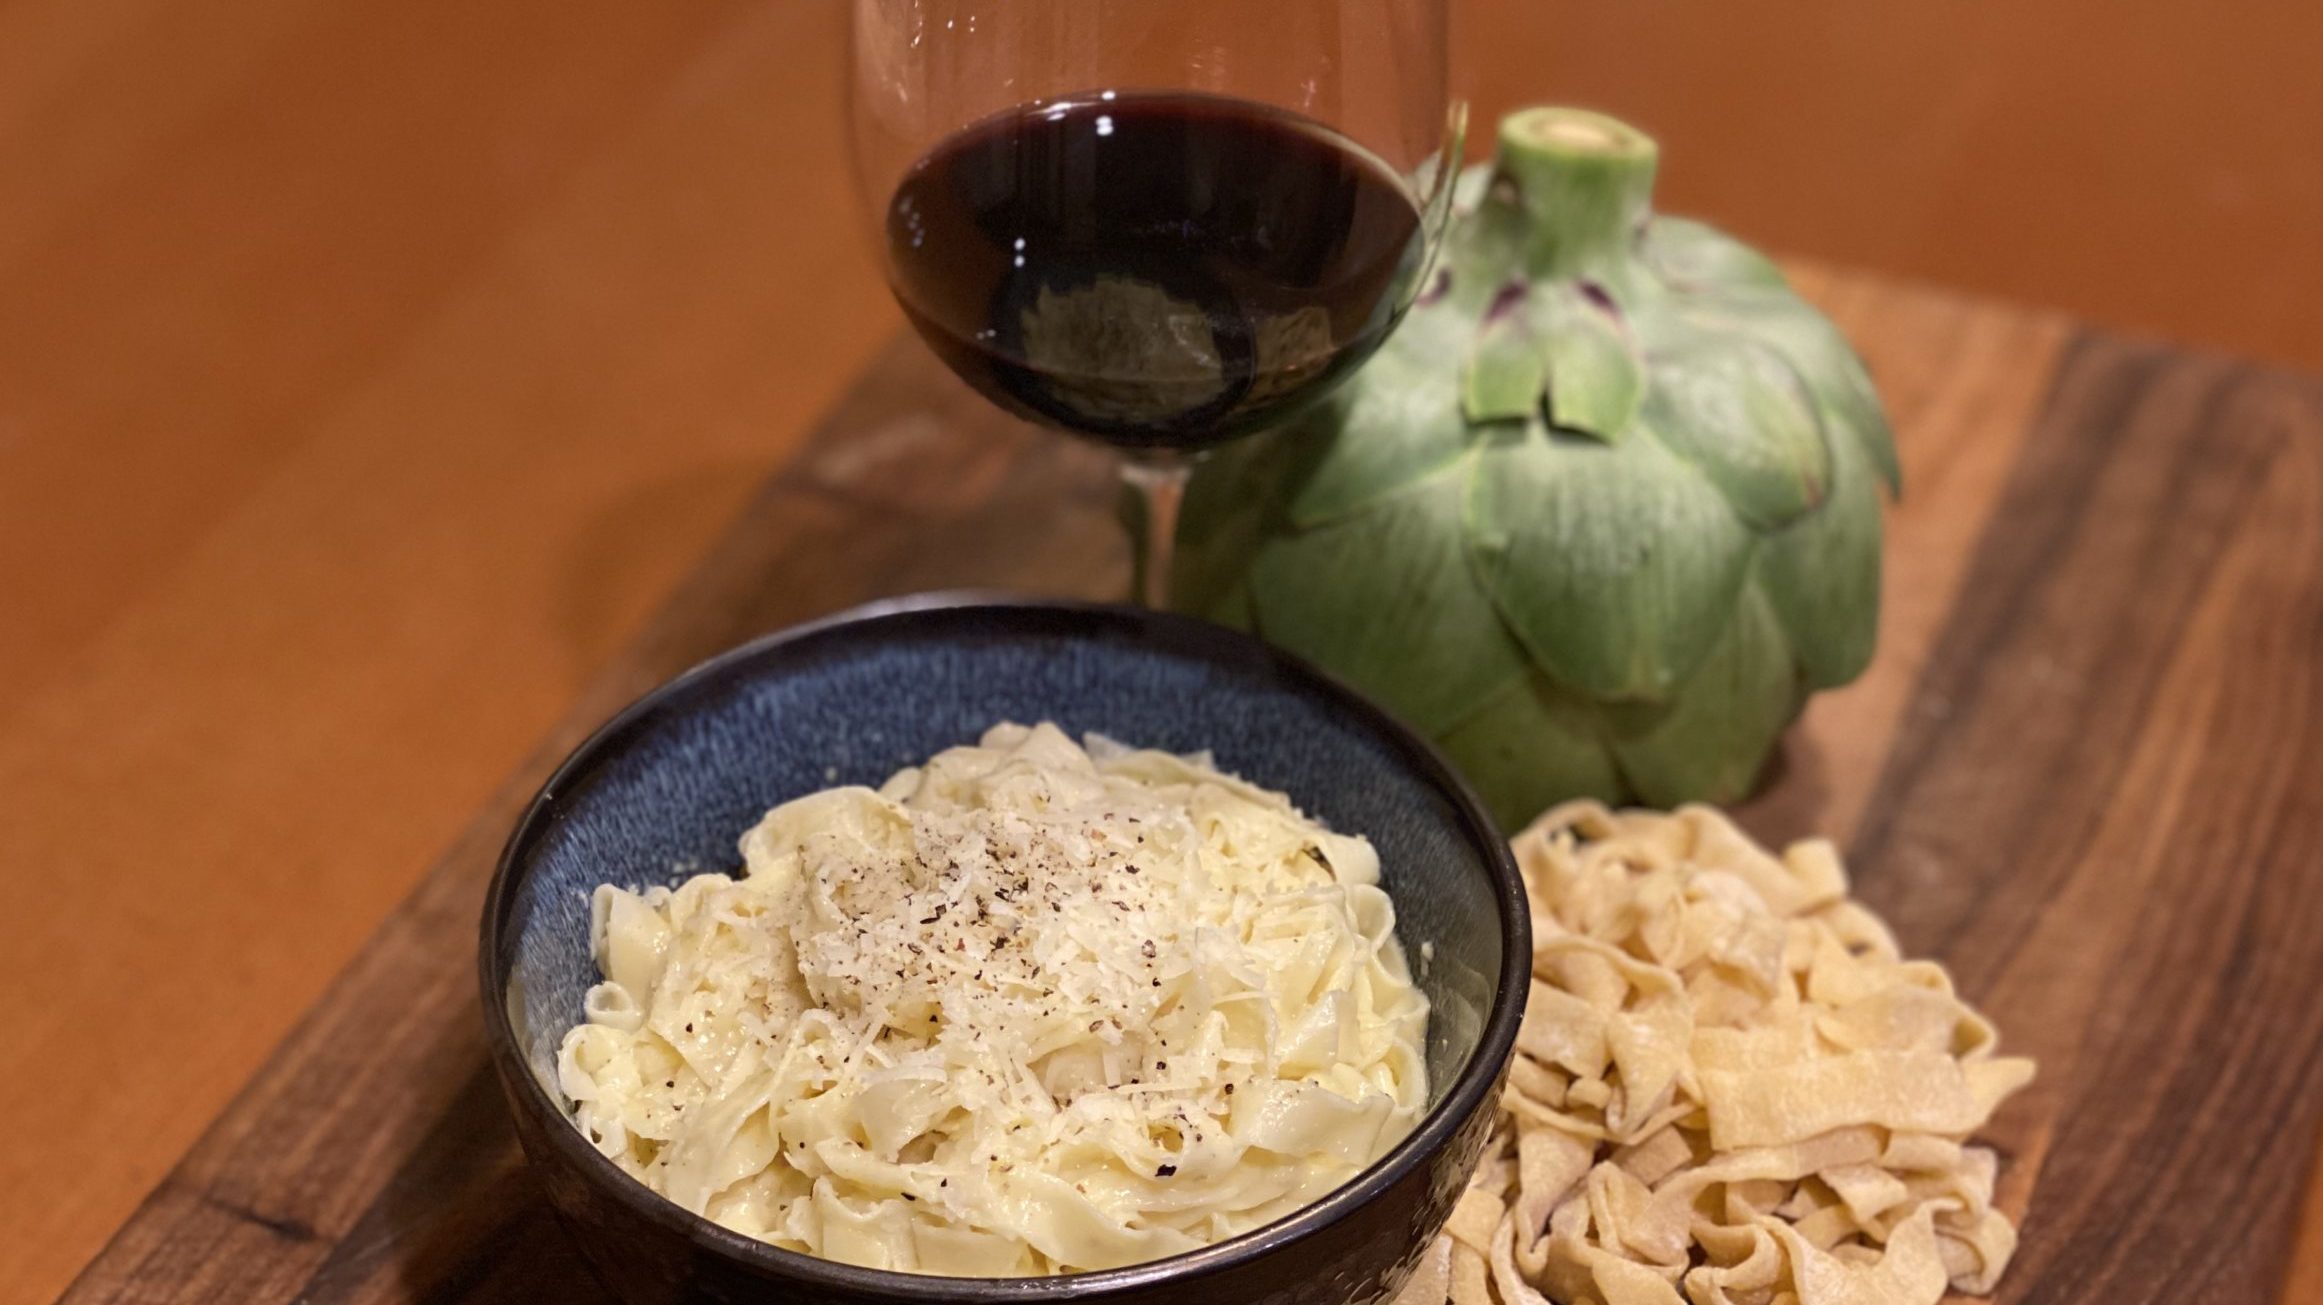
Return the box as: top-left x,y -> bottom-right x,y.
1173,107 -> 1898,830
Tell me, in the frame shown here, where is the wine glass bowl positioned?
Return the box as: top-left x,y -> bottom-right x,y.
850,0 -> 1459,603
882,90 -> 1433,450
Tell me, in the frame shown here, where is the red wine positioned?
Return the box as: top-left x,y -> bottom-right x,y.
886,92 -> 1425,450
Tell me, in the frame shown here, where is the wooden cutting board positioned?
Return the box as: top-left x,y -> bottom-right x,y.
57,267 -> 2323,1304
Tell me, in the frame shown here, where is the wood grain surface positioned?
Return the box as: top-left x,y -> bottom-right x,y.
11,2 -> 2323,1302
53,267 -> 2323,1302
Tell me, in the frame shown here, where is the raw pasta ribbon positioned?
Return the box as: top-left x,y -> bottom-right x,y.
1399,803 -> 2033,1305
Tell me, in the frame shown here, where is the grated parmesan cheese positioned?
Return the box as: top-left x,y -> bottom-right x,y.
558,722 -> 1429,1276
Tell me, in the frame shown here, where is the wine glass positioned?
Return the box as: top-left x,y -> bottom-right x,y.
849,0 -> 1462,607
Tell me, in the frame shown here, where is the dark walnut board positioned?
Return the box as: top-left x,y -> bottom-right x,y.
61,267 -> 2323,1304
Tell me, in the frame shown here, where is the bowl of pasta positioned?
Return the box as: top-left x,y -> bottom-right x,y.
481,594 -> 1528,1304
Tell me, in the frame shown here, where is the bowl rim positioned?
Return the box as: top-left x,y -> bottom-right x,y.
479,591 -> 1530,1298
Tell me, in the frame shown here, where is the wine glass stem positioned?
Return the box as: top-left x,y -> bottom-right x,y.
1121,451 -> 1191,610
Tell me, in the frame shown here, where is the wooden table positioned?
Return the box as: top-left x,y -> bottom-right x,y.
15,2 -> 2323,1300
48,261 -> 2323,1302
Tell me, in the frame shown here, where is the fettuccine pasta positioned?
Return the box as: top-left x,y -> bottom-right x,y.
1397,803 -> 2033,1305
558,722 -> 1429,1276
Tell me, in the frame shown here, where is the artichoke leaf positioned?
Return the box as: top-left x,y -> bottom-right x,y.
1283,305 -> 1474,528
1641,216 -> 1789,293
1441,671 -> 1626,832
1607,580 -> 1802,806
1638,330 -> 1833,531
1540,283 -> 1644,442
1467,429 -> 1756,702
1756,414 -> 1884,689
1462,293 -> 1547,424
1677,290 -> 1901,496
1251,457 -> 1530,735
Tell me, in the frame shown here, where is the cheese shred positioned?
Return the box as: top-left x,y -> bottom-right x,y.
558,723 -> 1429,1276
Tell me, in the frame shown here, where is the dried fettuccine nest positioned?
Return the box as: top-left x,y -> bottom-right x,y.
1397,803 -> 2035,1305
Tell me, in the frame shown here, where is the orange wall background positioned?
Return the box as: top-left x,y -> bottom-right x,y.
1460,1 -> 2323,373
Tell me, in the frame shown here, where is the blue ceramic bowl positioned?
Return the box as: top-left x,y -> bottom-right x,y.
481,595 -> 1527,1305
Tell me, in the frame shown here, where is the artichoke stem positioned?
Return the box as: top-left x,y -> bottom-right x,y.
1494,107 -> 1659,286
